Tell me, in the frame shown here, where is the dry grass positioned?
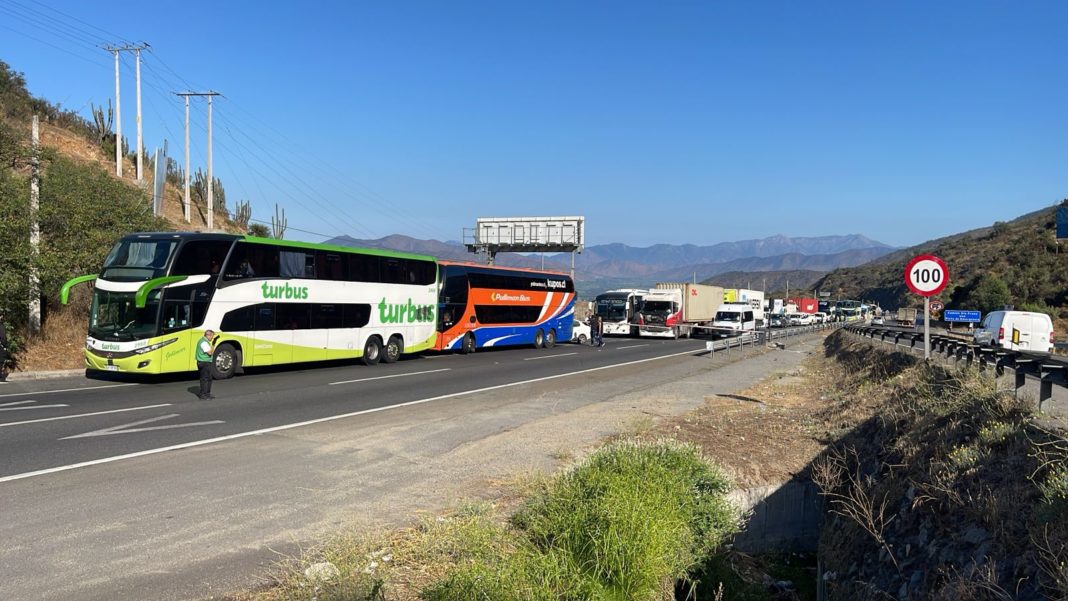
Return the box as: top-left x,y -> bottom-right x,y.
816,333 -> 1068,600
13,288 -> 90,372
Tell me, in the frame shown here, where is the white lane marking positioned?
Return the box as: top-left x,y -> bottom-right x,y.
0,400 -> 37,407
616,344 -> 649,350
523,352 -> 578,361
0,346 -> 705,484
61,414 -> 225,440
0,383 -> 138,399
329,368 -> 451,386
0,403 -> 69,411
0,404 -> 172,428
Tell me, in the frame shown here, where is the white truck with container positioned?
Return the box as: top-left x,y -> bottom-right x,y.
637,283 -> 723,338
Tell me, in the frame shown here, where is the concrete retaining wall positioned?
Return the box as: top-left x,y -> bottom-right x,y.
728,480 -> 822,553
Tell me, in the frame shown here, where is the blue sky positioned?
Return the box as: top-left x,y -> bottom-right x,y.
1,1 -> 1065,247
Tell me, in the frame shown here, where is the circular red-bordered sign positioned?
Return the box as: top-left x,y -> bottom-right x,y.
904,255 -> 949,297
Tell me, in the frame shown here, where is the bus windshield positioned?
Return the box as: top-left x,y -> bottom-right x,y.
101,239 -> 178,281
89,289 -> 161,341
595,298 -> 628,322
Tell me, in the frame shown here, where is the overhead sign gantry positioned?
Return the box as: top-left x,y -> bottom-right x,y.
464,216 -> 585,278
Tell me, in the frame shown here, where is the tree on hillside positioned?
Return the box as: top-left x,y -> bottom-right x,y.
0,155 -> 168,340
248,222 -> 270,238
964,274 -> 1012,313
0,167 -> 31,336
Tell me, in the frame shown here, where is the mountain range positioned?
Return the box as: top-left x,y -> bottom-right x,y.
325,233 -> 897,297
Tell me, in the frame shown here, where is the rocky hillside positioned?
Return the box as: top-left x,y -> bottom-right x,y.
815,203 -> 1066,316
703,270 -> 824,295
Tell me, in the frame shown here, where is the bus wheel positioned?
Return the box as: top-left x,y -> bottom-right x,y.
362,337 -> 382,366
212,344 -> 238,380
460,333 -> 476,354
545,329 -> 556,348
383,335 -> 402,363
534,329 -> 545,349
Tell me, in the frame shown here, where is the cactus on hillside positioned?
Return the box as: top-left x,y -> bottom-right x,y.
233,199 -> 251,230
271,204 -> 287,240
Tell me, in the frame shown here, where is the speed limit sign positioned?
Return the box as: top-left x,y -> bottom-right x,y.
904,255 -> 949,297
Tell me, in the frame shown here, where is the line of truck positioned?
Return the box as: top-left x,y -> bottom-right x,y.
592,284 -> 768,339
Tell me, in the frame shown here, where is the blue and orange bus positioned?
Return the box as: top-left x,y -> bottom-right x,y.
434,261 -> 575,354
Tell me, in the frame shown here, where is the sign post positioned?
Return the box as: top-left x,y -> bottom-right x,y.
904,255 -> 949,360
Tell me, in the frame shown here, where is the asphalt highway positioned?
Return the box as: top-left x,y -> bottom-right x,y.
2,334 -> 743,601
0,337 -> 706,481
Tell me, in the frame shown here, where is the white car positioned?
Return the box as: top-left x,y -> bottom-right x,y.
787,313 -> 814,325
571,320 -> 592,344
872,316 -> 885,326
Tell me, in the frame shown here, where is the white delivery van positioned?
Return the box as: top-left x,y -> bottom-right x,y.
973,310 -> 1054,353
711,303 -> 756,337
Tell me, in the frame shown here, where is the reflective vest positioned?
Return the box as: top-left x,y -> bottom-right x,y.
195,337 -> 212,362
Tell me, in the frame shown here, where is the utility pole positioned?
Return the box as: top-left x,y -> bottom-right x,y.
104,43 -> 148,179
135,46 -> 143,182
110,47 -> 121,177
29,116 -> 41,335
207,93 -> 214,230
182,95 -> 190,221
175,91 -> 221,228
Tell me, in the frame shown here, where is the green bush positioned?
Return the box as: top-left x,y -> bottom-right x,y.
0,154 -> 168,335
424,439 -> 740,601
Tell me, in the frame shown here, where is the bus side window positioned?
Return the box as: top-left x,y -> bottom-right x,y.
347,254 -> 380,283
161,297 -> 191,332
172,240 -> 233,277
281,251 -> 314,279
381,258 -> 405,284
255,305 -> 275,330
318,252 -> 343,281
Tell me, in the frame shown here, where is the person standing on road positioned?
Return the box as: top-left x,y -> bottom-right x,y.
592,314 -> 604,347
196,329 -> 217,400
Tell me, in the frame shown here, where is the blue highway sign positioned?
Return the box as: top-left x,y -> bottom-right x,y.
944,309 -> 981,323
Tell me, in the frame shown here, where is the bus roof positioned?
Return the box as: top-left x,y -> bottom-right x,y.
242,235 -> 436,262
115,232 -> 437,263
437,259 -> 571,278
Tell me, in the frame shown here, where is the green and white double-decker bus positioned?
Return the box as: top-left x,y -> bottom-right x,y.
62,232 -> 439,378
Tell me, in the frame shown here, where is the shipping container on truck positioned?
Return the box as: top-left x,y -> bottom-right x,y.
637,283 -> 723,338
787,297 -> 819,314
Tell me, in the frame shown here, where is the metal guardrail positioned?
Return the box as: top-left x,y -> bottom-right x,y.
845,325 -> 1067,413
705,322 -> 844,359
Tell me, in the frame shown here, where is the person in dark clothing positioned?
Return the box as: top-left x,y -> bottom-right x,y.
195,329 -> 216,399
591,315 -> 604,347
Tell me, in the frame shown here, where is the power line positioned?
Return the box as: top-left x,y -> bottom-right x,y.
247,217 -> 334,240
16,0 -> 132,45
0,0 -> 109,49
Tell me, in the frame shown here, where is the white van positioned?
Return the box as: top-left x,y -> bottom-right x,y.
973,310 -> 1054,353
712,303 -> 756,337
